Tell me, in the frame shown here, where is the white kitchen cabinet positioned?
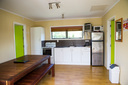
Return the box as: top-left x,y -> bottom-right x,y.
71,47 -> 82,64
54,48 -> 64,64
55,48 -> 71,64
54,47 -> 90,65
31,27 -> 45,55
81,47 -> 90,65
63,48 -> 71,64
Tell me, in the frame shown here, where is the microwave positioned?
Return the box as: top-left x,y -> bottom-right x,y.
84,23 -> 92,32
93,26 -> 102,31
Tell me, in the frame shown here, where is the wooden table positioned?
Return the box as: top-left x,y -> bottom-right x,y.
0,55 -> 50,85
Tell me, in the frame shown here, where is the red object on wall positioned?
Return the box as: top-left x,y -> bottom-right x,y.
126,23 -> 128,29
123,18 -> 128,29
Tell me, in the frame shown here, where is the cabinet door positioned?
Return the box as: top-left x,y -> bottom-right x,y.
54,48 -> 64,64
31,28 -> 41,51
63,48 -> 71,64
40,28 -> 45,40
81,47 -> 90,65
55,48 -> 71,64
71,47 -> 82,64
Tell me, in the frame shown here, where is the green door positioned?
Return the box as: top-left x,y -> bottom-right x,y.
15,25 -> 24,58
111,20 -> 115,64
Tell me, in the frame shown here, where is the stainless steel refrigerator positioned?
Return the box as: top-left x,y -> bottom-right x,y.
91,32 -> 104,66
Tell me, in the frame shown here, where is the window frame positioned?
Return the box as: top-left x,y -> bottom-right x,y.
50,25 -> 84,40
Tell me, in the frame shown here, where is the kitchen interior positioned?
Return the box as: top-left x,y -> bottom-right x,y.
1,0 -> 128,84
31,24 -> 104,66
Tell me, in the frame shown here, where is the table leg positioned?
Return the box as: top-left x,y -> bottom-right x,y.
6,81 -> 12,85
48,57 -> 51,64
52,65 -> 55,77
48,57 -> 51,75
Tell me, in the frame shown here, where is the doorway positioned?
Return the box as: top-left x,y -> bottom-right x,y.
14,22 -> 27,58
107,16 -> 115,69
111,20 -> 115,64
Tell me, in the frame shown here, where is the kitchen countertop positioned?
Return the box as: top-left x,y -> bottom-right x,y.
54,46 -> 90,48
42,46 -> 90,48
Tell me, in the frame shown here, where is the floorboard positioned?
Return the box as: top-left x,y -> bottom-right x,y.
38,65 -> 120,85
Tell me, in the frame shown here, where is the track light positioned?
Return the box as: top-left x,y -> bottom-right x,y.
49,3 -> 52,9
48,2 -> 60,9
56,3 -> 60,8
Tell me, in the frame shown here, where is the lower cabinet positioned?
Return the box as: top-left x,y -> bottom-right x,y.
81,48 -> 90,65
63,48 -> 72,64
71,47 -> 82,64
54,47 -> 90,65
54,48 -> 71,64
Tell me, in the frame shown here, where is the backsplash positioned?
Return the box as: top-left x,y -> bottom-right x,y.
42,40 -> 91,47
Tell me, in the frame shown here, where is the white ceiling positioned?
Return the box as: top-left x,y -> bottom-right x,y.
0,0 -> 119,21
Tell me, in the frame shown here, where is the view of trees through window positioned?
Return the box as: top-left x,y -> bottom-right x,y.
68,31 -> 82,38
52,31 -> 66,39
52,31 -> 83,39
51,26 -> 83,39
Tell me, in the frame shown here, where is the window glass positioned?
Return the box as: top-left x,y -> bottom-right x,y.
68,31 -> 83,38
51,26 -> 83,39
52,31 -> 66,39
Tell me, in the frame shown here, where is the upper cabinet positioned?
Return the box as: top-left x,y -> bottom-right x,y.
115,18 -> 123,42
31,27 -> 45,55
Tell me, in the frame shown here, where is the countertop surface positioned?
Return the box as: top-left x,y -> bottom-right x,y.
42,46 -> 90,48
55,46 -> 90,48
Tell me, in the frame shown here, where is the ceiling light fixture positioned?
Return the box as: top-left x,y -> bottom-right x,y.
62,14 -> 64,19
48,2 -> 60,9
56,3 -> 60,8
49,3 -> 52,9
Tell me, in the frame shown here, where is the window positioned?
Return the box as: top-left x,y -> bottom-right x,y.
68,31 -> 82,38
51,26 -> 83,39
52,31 -> 66,39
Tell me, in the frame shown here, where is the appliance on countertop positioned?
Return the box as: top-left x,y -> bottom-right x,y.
42,42 -> 56,64
85,39 -> 90,46
91,32 -> 104,66
45,42 -> 56,47
84,23 -> 92,32
93,26 -> 103,32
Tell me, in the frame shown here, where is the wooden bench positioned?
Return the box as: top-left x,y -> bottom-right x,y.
15,64 -> 55,85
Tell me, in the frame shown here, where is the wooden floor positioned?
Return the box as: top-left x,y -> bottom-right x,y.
38,65 -> 120,85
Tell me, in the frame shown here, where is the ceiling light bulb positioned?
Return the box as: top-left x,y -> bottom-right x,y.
48,1 -> 60,9
49,3 -> 52,9
56,3 -> 60,8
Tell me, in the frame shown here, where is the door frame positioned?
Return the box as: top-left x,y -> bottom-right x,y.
13,22 -> 27,58
107,16 -> 116,69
